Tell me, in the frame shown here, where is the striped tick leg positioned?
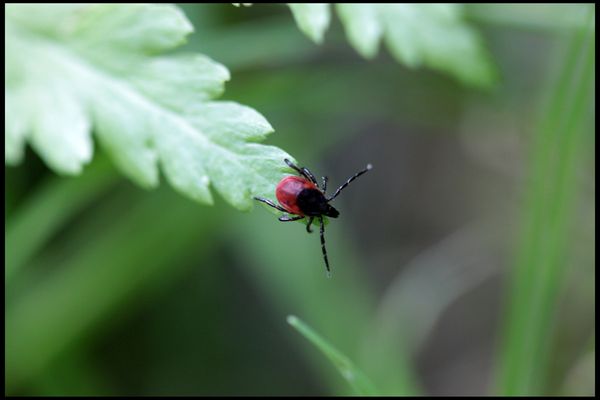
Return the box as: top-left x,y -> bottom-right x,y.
319,216 -> 330,277
328,164 -> 372,202
306,217 -> 314,233
279,215 -> 305,222
254,197 -> 287,212
284,158 -> 318,186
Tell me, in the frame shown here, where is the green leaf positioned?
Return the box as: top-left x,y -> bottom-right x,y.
287,3 -> 331,44
5,4 -> 292,210
287,315 -> 378,395
285,4 -> 495,87
335,4 -> 382,59
374,4 -> 495,87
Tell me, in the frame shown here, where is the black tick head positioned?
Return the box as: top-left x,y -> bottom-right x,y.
297,188 -> 341,218
325,205 -> 339,218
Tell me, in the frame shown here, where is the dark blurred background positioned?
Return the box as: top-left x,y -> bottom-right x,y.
5,4 -> 595,396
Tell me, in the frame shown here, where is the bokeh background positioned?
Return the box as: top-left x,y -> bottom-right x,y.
5,4 -> 595,396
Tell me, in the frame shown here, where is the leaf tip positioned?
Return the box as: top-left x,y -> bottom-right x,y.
357,47 -> 379,60
309,32 -> 325,45
288,4 -> 331,45
171,4 -> 194,36
287,315 -> 299,326
221,64 -> 232,83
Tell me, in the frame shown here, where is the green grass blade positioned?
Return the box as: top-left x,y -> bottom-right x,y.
287,315 -> 378,396
496,7 -> 595,395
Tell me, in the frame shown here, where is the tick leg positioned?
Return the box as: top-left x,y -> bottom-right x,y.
284,158 -> 318,186
278,215 -> 305,222
306,217 -> 314,233
319,216 -> 331,277
321,176 -> 328,193
254,197 -> 287,212
302,167 -> 319,186
327,164 -> 373,202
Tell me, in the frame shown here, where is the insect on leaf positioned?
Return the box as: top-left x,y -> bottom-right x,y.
5,4 -> 292,211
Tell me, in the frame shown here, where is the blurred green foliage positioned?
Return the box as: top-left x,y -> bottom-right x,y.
496,9 -> 595,395
5,3 -> 595,396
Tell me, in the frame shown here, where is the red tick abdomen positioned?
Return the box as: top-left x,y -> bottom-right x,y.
275,176 -> 316,215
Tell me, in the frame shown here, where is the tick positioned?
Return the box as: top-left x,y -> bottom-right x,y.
254,158 -> 372,276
